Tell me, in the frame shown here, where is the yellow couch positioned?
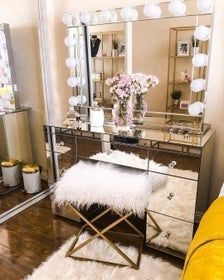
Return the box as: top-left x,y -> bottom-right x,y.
182,196 -> 224,279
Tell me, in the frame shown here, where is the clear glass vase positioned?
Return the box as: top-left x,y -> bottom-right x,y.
113,99 -> 132,128
133,94 -> 147,124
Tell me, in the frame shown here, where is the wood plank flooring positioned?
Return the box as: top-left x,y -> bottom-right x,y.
0,197 -> 183,280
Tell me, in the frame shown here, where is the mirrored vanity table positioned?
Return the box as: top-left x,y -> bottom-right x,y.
44,115 -> 214,258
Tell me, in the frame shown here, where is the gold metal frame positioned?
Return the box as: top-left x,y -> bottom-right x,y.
66,205 -> 145,269
146,210 -> 162,243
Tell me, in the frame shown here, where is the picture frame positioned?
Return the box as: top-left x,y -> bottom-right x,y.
180,100 -> 191,109
177,40 -> 190,57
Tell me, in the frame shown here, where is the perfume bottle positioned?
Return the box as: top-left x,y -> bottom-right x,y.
64,106 -> 79,128
90,101 -> 104,127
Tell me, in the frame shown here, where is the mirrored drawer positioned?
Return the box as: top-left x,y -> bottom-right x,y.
146,210 -> 193,255
148,173 -> 197,223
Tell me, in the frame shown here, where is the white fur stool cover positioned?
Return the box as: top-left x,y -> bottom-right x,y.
55,161 -> 151,217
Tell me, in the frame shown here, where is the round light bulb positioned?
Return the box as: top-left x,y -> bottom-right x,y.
66,57 -> 77,68
90,12 -> 99,25
80,12 -> 92,25
190,79 -> 206,92
62,13 -> 74,26
67,77 -> 79,87
197,0 -> 213,13
64,36 -> 76,47
192,53 -> 208,67
111,10 -> 118,22
188,102 -> 204,116
143,3 -> 162,19
120,6 -> 134,21
131,8 -> 138,21
194,25 -> 210,41
100,9 -> 113,22
68,96 -> 79,106
79,78 -> 86,86
168,0 -> 186,16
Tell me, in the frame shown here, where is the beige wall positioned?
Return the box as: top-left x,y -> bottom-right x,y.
0,0 -> 46,170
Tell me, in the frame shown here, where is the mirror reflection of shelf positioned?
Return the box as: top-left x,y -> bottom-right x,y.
90,28 -> 125,105
166,26 -> 208,116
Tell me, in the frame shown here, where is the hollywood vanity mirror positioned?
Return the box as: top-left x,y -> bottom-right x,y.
44,0 -> 215,259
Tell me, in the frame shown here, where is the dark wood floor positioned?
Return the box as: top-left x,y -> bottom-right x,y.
0,197 -> 183,280
0,181 -> 48,215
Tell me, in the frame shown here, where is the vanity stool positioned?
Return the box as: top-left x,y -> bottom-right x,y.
54,160 -> 156,269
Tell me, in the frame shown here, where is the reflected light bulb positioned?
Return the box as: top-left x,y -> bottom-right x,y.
91,13 -> 99,25
168,0 -> 186,16
64,36 -> 76,47
190,79 -> 206,92
62,13 -> 73,26
69,95 -> 87,106
101,9 -> 113,22
66,57 -> 77,68
80,12 -> 92,25
197,0 -> 213,13
194,26 -> 210,41
188,102 -> 204,116
143,3 -> 162,19
192,54 -> 208,67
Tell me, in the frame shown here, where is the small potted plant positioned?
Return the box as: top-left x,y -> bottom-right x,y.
112,39 -> 119,57
191,35 -> 199,56
171,89 -> 182,107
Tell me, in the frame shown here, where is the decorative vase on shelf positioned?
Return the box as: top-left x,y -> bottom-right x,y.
133,94 -> 147,124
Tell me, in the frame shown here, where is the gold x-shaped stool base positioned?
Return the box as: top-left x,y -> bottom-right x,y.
66,205 -> 145,269
146,210 -> 162,244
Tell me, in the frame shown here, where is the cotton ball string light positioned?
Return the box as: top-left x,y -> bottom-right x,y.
64,36 -> 76,47
66,58 -> 77,68
100,9 -> 113,22
190,79 -> 206,92
192,54 -> 208,67
188,102 -> 204,116
197,0 -> 213,14
62,13 -> 74,26
168,0 -> 186,16
143,3 -> 162,19
80,12 -> 92,25
194,26 -> 210,41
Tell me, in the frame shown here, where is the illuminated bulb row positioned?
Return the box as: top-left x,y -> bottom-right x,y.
67,76 -> 86,88
62,0 -> 214,26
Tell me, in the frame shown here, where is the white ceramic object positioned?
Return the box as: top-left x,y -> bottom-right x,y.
194,26 -> 210,41
23,171 -> 41,194
143,3 -> 162,18
188,102 -> 204,116
192,53 -> 208,67
168,0 -> 186,16
197,0 -> 213,13
190,79 -> 206,92
2,165 -> 20,187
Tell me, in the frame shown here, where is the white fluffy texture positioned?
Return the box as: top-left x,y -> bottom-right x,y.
26,232 -> 182,280
91,151 -> 198,254
55,161 -> 151,217
91,151 -> 170,192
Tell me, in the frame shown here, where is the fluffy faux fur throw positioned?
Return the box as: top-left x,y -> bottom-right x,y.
55,161 -> 151,217
91,150 -> 170,192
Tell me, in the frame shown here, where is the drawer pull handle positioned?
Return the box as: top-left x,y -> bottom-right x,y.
168,161 -> 177,169
167,193 -> 174,200
165,231 -> 171,239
